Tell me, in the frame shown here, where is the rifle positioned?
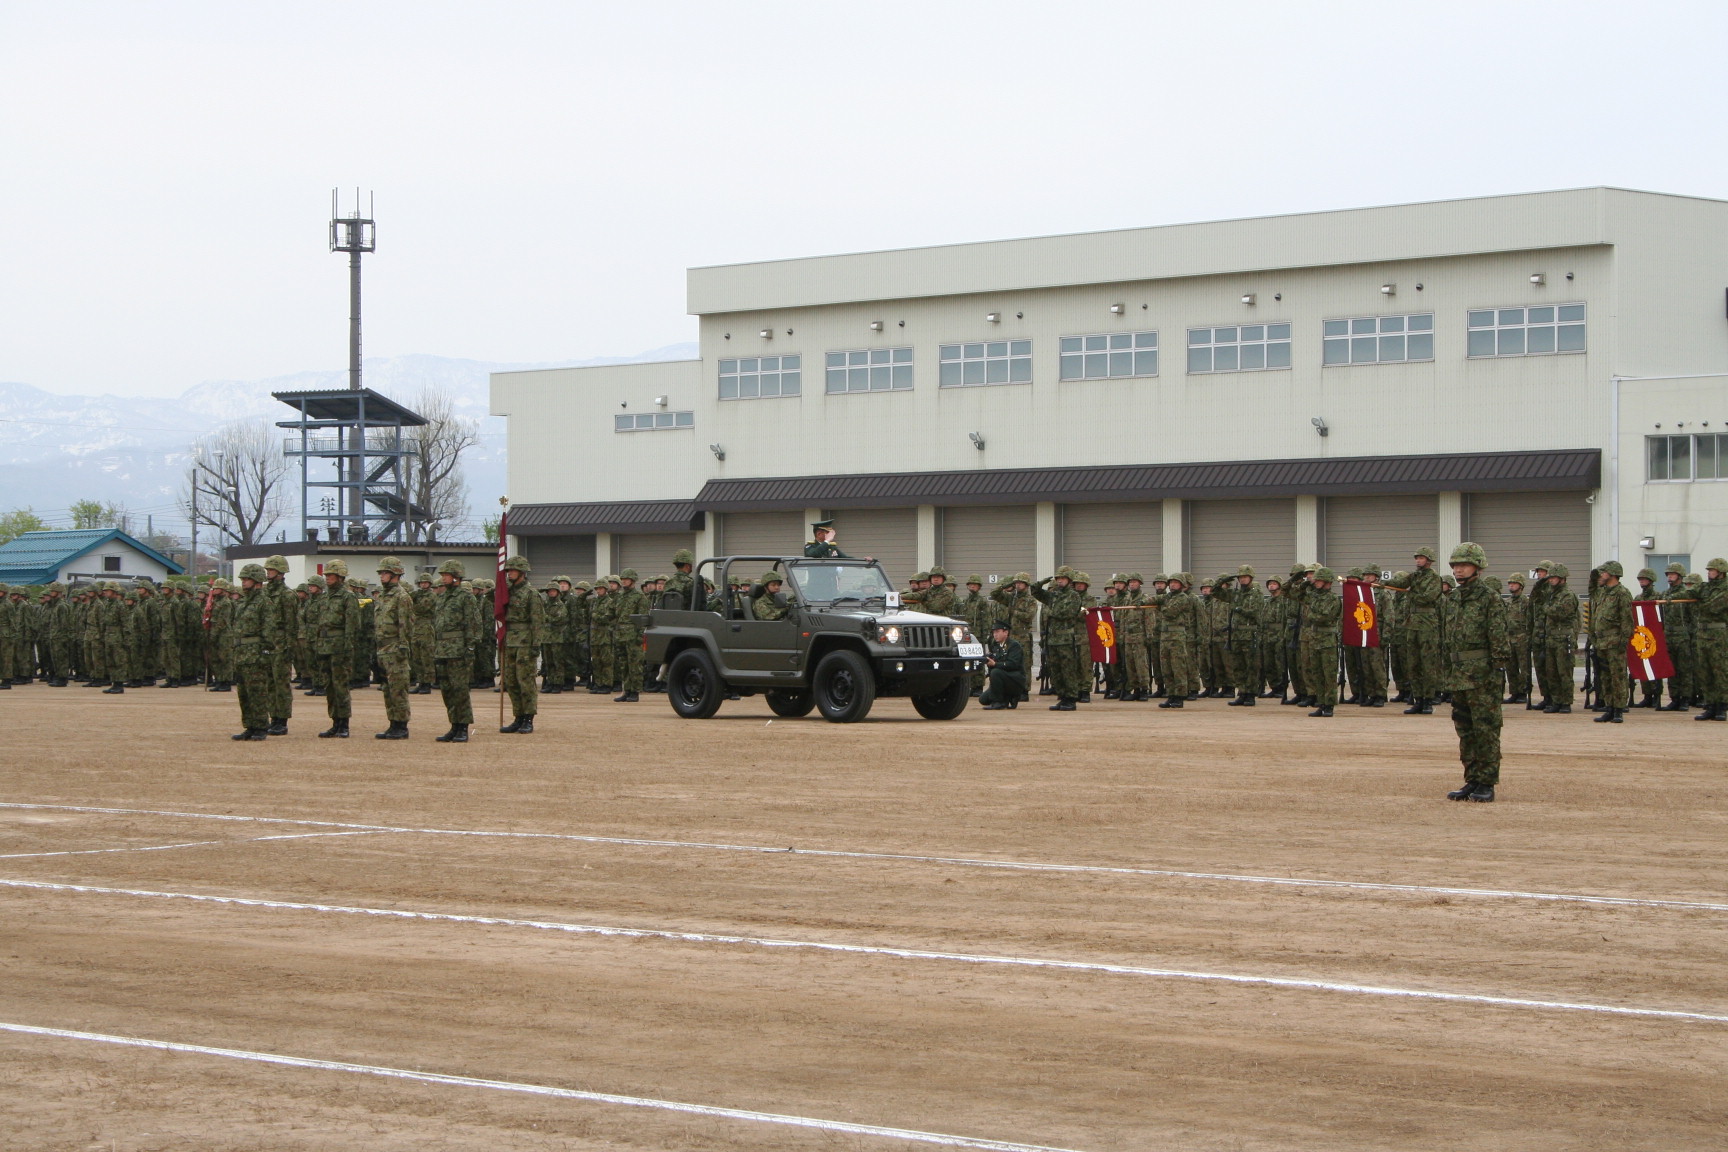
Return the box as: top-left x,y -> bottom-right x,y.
1582,635 -> 1596,710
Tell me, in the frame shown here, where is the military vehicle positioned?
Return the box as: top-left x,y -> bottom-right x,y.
641,555 -> 984,722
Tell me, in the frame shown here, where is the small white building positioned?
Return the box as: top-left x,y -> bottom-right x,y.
491,187 -> 1728,584
0,529 -> 186,585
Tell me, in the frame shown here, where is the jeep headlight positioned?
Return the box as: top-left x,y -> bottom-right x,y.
950,625 -> 967,644
877,625 -> 901,644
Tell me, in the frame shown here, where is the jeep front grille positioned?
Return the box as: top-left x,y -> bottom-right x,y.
901,624 -> 951,650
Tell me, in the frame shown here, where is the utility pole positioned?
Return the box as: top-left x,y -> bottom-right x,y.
330,189 -> 377,528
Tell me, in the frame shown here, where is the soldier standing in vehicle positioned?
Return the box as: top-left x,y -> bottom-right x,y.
804,519 -> 853,559
498,556 -> 546,732
373,557 -> 415,739
432,560 -> 481,742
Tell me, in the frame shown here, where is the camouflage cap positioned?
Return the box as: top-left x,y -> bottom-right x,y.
1237,565 -> 1254,577
323,559 -> 349,577
503,555 -> 531,573
673,549 -> 695,566
1665,562 -> 1687,576
966,573 -> 983,585
264,555 -> 289,572
1313,566 -> 1337,583
1414,546 -> 1438,562
1449,541 -> 1487,568
619,568 -> 639,580
1636,567 -> 1657,581
1707,557 -> 1728,573
1599,560 -> 1625,578
376,556 -> 405,575
239,563 -> 267,581
927,566 -> 947,578
758,570 -> 784,585
437,559 -> 465,577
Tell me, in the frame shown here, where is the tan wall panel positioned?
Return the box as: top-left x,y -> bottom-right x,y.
1466,491 -> 1592,577
1322,495 -> 1438,575
1188,499 -> 1297,579
719,511 -> 806,559
616,532 -> 697,578
1060,502 -> 1164,580
523,535 -> 597,582
939,505 -> 1037,582
825,507 -> 918,584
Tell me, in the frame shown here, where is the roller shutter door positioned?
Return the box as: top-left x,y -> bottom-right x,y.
939,505 -> 1036,582
719,510 -> 805,559
1061,502 -> 1164,580
522,535 -> 596,581
1187,499 -> 1296,579
1323,495 -> 1438,575
616,532 -> 697,578
826,507 -> 918,584
1465,491 -> 1592,577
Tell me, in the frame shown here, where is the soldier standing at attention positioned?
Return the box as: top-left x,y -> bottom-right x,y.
260,556 -> 294,734
1527,561 -> 1554,704
230,565 -> 284,741
1033,567 -> 1087,710
208,578 -> 235,691
611,569 -> 649,702
498,555 -> 546,732
1632,567 -> 1663,708
587,579 -> 615,693
1299,567 -> 1343,717
1156,574 -> 1200,707
410,572 -> 436,695
1258,577 -> 1286,699
979,621 -> 1026,709
470,579 -> 497,689
1503,574 -> 1532,703
1226,566 -> 1263,707
1118,574 -> 1152,701
1693,558 -> 1728,721
1282,564 -> 1311,706
432,560 -> 481,742
1401,548 -> 1444,714
1443,543 -> 1510,802
1539,563 -> 1581,714
1660,563 -> 1696,710
1358,566 -> 1389,707
540,580 -> 567,694
1589,561 -> 1635,723
372,557 -> 415,739
310,561 -> 360,738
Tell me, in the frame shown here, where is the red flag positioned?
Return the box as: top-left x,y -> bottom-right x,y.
1086,606 -> 1118,664
1628,601 -> 1675,681
493,507 -> 509,639
1341,579 -> 1381,648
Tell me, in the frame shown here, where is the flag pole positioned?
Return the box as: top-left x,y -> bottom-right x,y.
497,496 -> 509,731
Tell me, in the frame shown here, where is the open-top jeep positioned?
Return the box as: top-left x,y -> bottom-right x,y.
642,555 -> 985,722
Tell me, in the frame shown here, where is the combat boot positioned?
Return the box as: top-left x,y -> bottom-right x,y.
1049,698 -> 1076,711
1698,705 -> 1725,721
435,724 -> 469,743
614,691 -> 639,702
375,721 -> 409,740
515,717 -> 534,734
266,718 -> 288,735
1308,705 -> 1334,717
317,718 -> 349,739
231,728 -> 267,741
1593,707 -> 1622,723
1366,696 -> 1386,707
305,686 -> 325,696
1467,784 -> 1495,802
500,717 -> 524,733
1403,699 -> 1429,714
103,683 -> 124,694
1157,697 -> 1183,708
1505,693 -> 1528,704
1446,780 -> 1474,801
1660,698 -> 1688,711
1551,704 -> 1571,714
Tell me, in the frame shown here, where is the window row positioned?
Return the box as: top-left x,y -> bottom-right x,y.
1648,434 -> 1728,482
716,305 -> 1588,398
614,410 -> 695,432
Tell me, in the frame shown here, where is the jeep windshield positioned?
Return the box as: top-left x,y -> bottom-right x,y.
788,562 -> 894,607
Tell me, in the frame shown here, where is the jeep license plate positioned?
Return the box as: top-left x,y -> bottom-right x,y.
956,642 -> 984,658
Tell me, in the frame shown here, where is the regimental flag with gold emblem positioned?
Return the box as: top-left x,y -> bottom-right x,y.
1086,606 -> 1118,664
1342,578 -> 1381,648
1629,600 -> 1675,681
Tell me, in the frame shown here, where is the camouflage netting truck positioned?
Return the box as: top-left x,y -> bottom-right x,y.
641,555 -> 984,722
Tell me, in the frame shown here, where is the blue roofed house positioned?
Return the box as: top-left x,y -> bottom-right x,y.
0,529 -> 186,585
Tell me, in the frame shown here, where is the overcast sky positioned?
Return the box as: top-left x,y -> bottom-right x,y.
3,1 -> 1723,398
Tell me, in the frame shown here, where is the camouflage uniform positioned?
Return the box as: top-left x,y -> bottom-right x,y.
1588,561 -> 1634,719
498,558 -> 546,727
989,576 -> 1039,692
611,570 -> 650,698
1661,565 -> 1696,709
312,562 -> 361,733
1117,576 -> 1151,700
1156,575 -> 1201,705
1282,565 -> 1311,704
587,583 -> 616,691
432,561 -> 481,734
1631,568 -> 1664,707
1032,569 -> 1088,708
540,583 -> 568,691
230,566 -> 284,737
1443,544 -> 1511,799
1226,567 -> 1263,705
1402,552 -> 1444,710
1502,576 -> 1532,702
208,581 -> 236,689
1537,564 -> 1581,711
373,558 -> 415,735
1695,559 -> 1728,721
471,581 -> 497,688
410,577 -> 437,691
1299,569 -> 1342,714
1258,581 -> 1287,697
263,559 -> 294,725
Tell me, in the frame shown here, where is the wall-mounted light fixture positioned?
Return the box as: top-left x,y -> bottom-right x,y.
1311,416 -> 1329,438
1530,273 -> 1546,285
758,328 -> 772,339
1109,303 -> 1125,315
1639,535 -> 1656,551
709,443 -> 726,461
869,320 -> 884,332
968,431 -> 986,451
1241,293 -> 1257,305
985,312 -> 1001,324
654,396 -> 667,407
1380,283 -> 1396,296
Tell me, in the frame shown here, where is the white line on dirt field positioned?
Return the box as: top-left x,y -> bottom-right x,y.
0,830 -> 386,860
4,877 -> 1726,1024
1,800 -> 1722,913
0,1021 -> 1089,1152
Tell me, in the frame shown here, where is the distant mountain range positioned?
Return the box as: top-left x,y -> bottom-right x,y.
0,345 -> 697,540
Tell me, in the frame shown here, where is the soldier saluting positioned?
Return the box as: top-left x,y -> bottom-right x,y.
804,520 -> 851,559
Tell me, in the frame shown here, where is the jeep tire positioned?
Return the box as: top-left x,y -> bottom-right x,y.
667,648 -> 725,719
910,677 -> 970,720
765,688 -> 816,718
812,649 -> 875,723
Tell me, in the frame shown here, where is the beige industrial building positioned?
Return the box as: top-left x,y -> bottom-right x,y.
491,187 -> 1728,585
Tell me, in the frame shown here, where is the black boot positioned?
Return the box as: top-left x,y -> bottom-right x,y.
375,721 -> 409,740
1468,784 -> 1495,802
1158,697 -> 1184,709
435,724 -> 469,743
103,684 -> 124,694
1594,707 -> 1620,724
232,728 -> 267,741
614,691 -> 639,702
1699,705 -> 1725,721
1551,704 -> 1571,714
317,718 -> 349,738
500,717 -> 523,733
1403,699 -> 1431,714
267,718 -> 288,735
516,716 -> 534,734
1050,699 -> 1076,711
1447,780 -> 1474,801
1308,705 -> 1334,717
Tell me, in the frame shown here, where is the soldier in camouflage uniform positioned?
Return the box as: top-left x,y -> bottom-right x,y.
611,568 -> 650,701
410,572 -> 436,694
230,564 -> 284,740
1032,567 -> 1088,710
309,560 -> 360,737
1299,567 -> 1342,717
498,555 -> 546,731
556,576 -> 581,689
1589,560 -> 1635,723
1156,573 -> 1200,707
260,556 -> 294,732
1226,566 -> 1263,706
1399,548 -> 1444,714
41,583 -> 71,687
1442,543 -> 1510,802
207,578 -> 236,690
1630,567 -> 1664,708
540,580 -> 568,693
989,574 -> 1039,700
470,579 -> 496,689
373,557 -> 415,739
587,579 -> 615,692
1281,564 -> 1312,706
1502,574 -> 1532,703
1197,577 -> 1224,696
1117,573 -> 1152,701
0,584 -> 14,687
431,560 -> 481,742
1538,563 -> 1581,713
1257,577 -> 1286,699
1526,561 -> 1554,705
1660,563 -> 1695,709
1694,558 -> 1728,721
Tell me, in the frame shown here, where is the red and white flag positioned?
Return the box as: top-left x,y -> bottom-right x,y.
493,507 -> 509,641
1341,579 -> 1381,648
1628,601 -> 1675,682
1086,606 -> 1118,664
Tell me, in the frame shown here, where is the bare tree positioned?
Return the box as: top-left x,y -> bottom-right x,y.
404,384 -> 479,543
181,418 -> 290,547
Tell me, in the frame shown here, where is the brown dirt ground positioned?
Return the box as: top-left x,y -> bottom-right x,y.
1,681 -> 1725,1151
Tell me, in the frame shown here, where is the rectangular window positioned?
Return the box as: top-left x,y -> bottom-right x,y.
1645,553 -> 1691,575
1467,303 -> 1586,358
825,347 -> 913,393
939,340 -> 1032,388
1187,323 -> 1292,374
102,555 -> 121,572
718,355 -> 802,400
614,411 -> 695,432
1322,313 -> 1433,366
1059,331 -> 1158,380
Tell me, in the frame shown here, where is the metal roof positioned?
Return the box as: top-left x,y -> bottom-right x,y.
272,388 -> 427,427
0,529 -> 185,584
693,449 -> 1601,512
507,500 -> 704,536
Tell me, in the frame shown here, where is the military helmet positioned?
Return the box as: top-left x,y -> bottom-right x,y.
1237,565 -> 1254,577
1599,560 -> 1624,578
1507,573 -> 1525,585
1012,571 -> 1032,584
759,570 -> 783,585
324,559 -> 349,577
910,571 -> 929,582
673,549 -> 695,566
966,573 -> 983,585
619,568 -> 639,581
1665,562 -> 1687,576
376,556 -> 405,575
1636,566 -> 1656,582
416,571 -> 432,582
1414,546 -> 1438,562
1072,572 -> 1091,585
1152,573 -> 1168,583
46,581 -> 65,593
1055,565 -> 1076,580
1289,562 -> 1308,578
1685,571 -> 1705,585
605,574 -> 620,584
239,563 -> 266,581
1127,572 -> 1143,583
476,578 -> 494,590
554,575 -> 572,585
927,566 -> 947,578
503,555 -> 530,573
264,554 -> 289,572
1534,559 -> 1555,573
1390,570 -> 1410,585
1707,557 -> 1728,573
1313,566 -> 1337,583
1550,563 -> 1570,578
1346,566 -> 1363,579
1449,541 -> 1488,568
437,559 -> 465,578
213,577 -> 231,590
1361,563 -> 1381,576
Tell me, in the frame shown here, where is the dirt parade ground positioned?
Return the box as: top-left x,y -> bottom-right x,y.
1,683 -> 1725,1152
